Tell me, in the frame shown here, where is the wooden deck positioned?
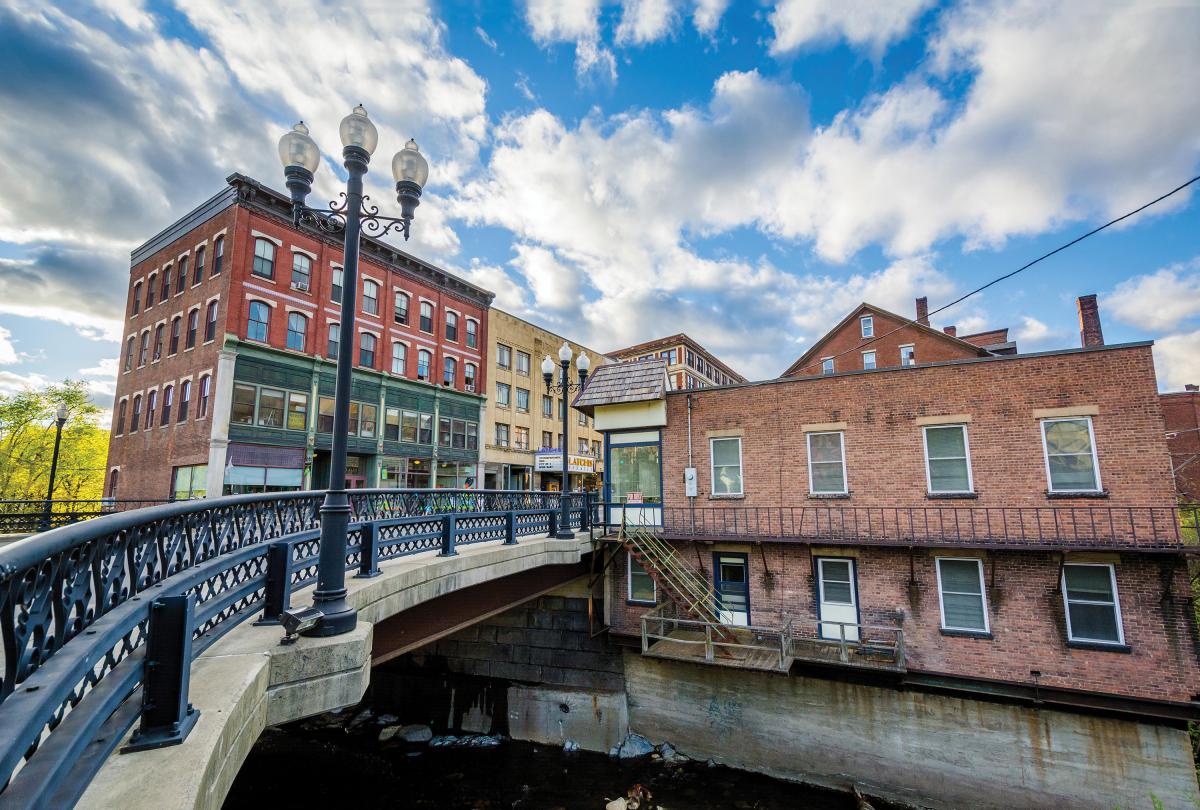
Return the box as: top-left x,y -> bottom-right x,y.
643,628 -> 792,672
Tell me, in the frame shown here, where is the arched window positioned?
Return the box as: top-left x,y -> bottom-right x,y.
108,468 -> 119,499
160,268 -> 171,301
193,245 -> 205,284
146,389 -> 158,428
138,331 -> 150,366
152,324 -> 164,361
132,281 -> 142,314
178,256 -> 188,291
291,253 -> 311,290
248,302 -> 269,341
146,273 -> 157,307
419,301 -> 433,333
124,336 -> 135,371
445,311 -> 458,341
359,333 -> 377,367
161,385 -> 173,424
443,356 -> 457,387
327,323 -> 340,358
417,349 -> 432,381
362,280 -> 379,316
169,316 -> 181,355
115,399 -> 127,435
212,235 -> 224,276
394,293 -> 409,325
466,319 -> 478,349
331,267 -> 343,303
465,363 -> 476,392
287,312 -> 307,351
204,300 -> 219,342
391,342 -> 406,375
130,395 -> 142,432
198,375 -> 211,418
186,308 -> 199,349
252,238 -> 275,279
178,380 -> 191,422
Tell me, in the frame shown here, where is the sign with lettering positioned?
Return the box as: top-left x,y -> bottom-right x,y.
626,491 -> 643,504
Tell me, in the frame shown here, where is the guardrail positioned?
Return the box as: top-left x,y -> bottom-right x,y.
641,601 -> 791,671
0,488 -> 589,806
0,500 -> 172,535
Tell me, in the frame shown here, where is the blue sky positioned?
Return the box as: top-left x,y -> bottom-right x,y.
0,0 -> 1198,419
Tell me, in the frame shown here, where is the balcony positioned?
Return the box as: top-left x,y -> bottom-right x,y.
656,504 -> 1200,553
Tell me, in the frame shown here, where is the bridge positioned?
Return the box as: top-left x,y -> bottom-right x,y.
0,489 -> 595,810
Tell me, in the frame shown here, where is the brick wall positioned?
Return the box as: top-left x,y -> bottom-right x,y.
1162,390 -> 1200,502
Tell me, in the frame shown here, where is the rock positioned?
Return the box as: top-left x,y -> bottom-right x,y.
345,708 -> 373,732
378,725 -> 402,742
706,759 -> 718,768
375,713 -> 399,725
617,734 -> 655,759
466,734 -> 501,747
429,735 -> 458,747
562,740 -> 580,753
605,800 -> 627,810
398,724 -> 433,743
659,742 -> 689,763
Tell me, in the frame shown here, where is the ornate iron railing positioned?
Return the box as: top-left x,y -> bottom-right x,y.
0,500 -> 171,535
0,488 -> 587,806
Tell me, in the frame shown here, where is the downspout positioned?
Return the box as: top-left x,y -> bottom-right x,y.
687,393 -> 695,535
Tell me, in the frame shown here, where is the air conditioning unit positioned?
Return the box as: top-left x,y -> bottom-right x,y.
465,383 -> 475,392
291,281 -> 310,292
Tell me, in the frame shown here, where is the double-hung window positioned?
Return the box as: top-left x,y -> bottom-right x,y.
1062,564 -> 1124,646
516,351 -> 530,376
923,425 -> 973,494
935,558 -> 988,633
495,423 -> 509,447
496,382 -> 511,407
443,356 -> 456,387
252,238 -> 275,279
247,301 -> 269,342
542,395 -> 552,417
627,551 -> 657,604
419,301 -> 433,333
821,357 -> 834,375
204,300 -> 218,342
391,342 -> 406,375
900,345 -> 915,367
286,312 -> 307,351
497,344 -> 511,369
466,319 -> 477,348
807,431 -> 846,494
445,311 -> 458,341
862,350 -> 876,370
417,350 -> 431,380
362,280 -> 379,316
331,267 -> 343,303
359,333 -> 376,367
711,437 -> 743,496
212,236 -> 224,276
1041,417 -> 1101,493
860,315 -> 874,337
291,254 -> 311,289
515,387 -> 529,412
394,294 -> 409,325
327,323 -> 340,358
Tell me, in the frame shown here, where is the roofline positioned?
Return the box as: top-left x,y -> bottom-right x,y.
605,332 -> 746,382
491,307 -> 615,363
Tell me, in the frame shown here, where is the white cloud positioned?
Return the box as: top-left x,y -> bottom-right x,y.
693,0 -> 729,35
1013,315 -> 1065,349
1153,330 -> 1200,392
515,72 -> 537,102
475,25 -> 498,50
769,0 -> 934,54
0,370 -> 50,396
524,0 -> 615,79
616,0 -> 679,45
1104,259 -> 1200,332
0,326 -> 19,365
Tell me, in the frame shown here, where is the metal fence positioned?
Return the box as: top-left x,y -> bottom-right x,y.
0,500 -> 171,535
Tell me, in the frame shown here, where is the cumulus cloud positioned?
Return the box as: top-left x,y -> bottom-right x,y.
1153,330 -> 1200,392
693,0 -> 729,35
1104,259 -> 1200,332
1013,315 -> 1066,349
0,370 -> 51,396
769,0 -> 934,54
524,0 -> 615,80
0,326 -> 19,365
616,0 -> 679,45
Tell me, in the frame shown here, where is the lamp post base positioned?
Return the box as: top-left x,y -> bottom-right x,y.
300,603 -> 358,637
554,529 -> 577,540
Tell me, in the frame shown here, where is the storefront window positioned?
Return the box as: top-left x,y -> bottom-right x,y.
318,396 -> 334,432
385,407 -> 400,441
610,444 -> 661,503
287,393 -> 308,431
224,465 -> 302,494
381,457 -> 433,488
360,404 -> 377,439
402,411 -> 420,442
172,464 -> 208,500
439,416 -> 451,447
420,414 -> 433,444
436,461 -> 477,489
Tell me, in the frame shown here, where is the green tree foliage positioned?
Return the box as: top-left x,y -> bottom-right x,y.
0,380 -> 108,502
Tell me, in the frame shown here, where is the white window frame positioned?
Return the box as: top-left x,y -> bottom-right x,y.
1040,416 -> 1102,494
627,550 -> 657,604
861,350 -> 876,370
900,344 -> 915,367
709,436 -> 744,497
806,431 -> 847,495
821,357 -> 835,375
935,557 -> 989,633
922,424 -> 974,494
1061,563 -> 1125,646
860,315 -> 874,338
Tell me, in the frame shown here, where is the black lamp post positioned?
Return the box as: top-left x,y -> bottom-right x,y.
38,404 -> 68,533
542,343 -> 590,539
278,106 -> 429,637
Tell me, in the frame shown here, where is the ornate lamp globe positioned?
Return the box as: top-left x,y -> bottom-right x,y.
339,105 -> 379,155
558,342 -> 573,363
278,122 -> 320,172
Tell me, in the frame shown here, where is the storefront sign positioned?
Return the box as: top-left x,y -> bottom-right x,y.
626,491 -> 643,504
535,451 -> 597,474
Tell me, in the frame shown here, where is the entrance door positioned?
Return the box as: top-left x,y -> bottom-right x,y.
817,558 -> 859,641
345,476 -> 366,489
713,553 -> 750,626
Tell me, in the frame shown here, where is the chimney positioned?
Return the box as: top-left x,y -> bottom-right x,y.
915,297 -> 929,326
943,325 -> 957,337
1186,384 -> 1199,392
1076,294 -> 1104,348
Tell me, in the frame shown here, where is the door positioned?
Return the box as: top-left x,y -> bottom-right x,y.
346,476 -> 366,489
817,558 -> 859,641
714,553 -> 750,626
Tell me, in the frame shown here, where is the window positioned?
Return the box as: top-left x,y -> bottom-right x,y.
807,431 -> 846,494
514,426 -> 529,450
936,558 -> 988,633
115,400 -> 127,435
132,281 -> 142,315
923,425 -> 973,494
186,309 -> 199,349
212,236 -> 224,276
384,408 -> 401,441
360,404 -> 377,438
232,383 -> 256,424
198,374 -> 210,418
419,301 -> 433,333
252,238 -> 275,279
711,437 -> 743,496
178,380 -> 190,422
291,253 -> 311,289
417,349 -> 432,381
821,358 -> 834,375
464,363 -> 476,392
362,280 -> 379,315
466,319 -> 477,348
578,410 -> 587,426
317,397 -> 334,432
497,343 -> 511,369
516,351 -> 530,376
610,444 -> 662,504
146,273 -> 156,307
439,416 -> 451,447
445,311 -> 458,341
348,402 -> 360,435
860,315 -> 874,338
145,390 -> 157,428
204,300 -> 218,342
169,316 -> 181,355
160,385 -> 173,425
130,395 -> 141,432
1062,564 -> 1124,645
900,345 -> 915,367
1042,417 -> 1101,493
443,356 -> 457,387
359,333 -> 377,367
516,387 -> 529,412
452,419 -> 467,449
286,312 -> 307,351
862,350 -> 876,370
391,342 -> 407,375
592,440 -> 601,456
496,382 -> 511,407
172,464 -> 208,500
193,245 -> 204,285
138,331 -> 150,366
394,293 -> 409,325
247,301 -> 269,342
542,431 -> 553,449
398,411 -> 418,442
331,267 -> 343,303
542,395 -> 552,417
160,266 -> 170,300
124,337 -> 135,371
559,399 -> 566,419
578,437 -> 589,453
152,324 -> 164,361
287,392 -> 308,431
495,423 -> 510,447
176,258 -> 187,293
628,551 -> 657,603
327,323 -> 340,358
466,422 -> 478,450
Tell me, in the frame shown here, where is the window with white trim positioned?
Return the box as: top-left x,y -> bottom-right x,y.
821,357 -> 834,375
923,425 -> 973,494
391,342 -> 407,375
286,312 -> 307,351
710,437 -> 743,496
362,280 -> 379,316
900,345 -> 915,367
419,301 -> 433,333
806,431 -> 846,494
394,293 -> 409,325
935,558 -> 988,633
466,319 -> 478,348
331,267 -> 343,303
464,363 -> 476,392
445,311 -> 458,341
862,350 -> 876,370
1041,417 -> 1101,493
291,253 -> 311,289
417,349 -> 431,381
860,315 -> 873,337
359,333 -> 377,367
247,301 -> 269,342
252,238 -> 275,279
627,551 -> 656,604
1062,563 -> 1124,645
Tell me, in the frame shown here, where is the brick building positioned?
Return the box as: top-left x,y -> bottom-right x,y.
106,174 -> 491,500
1163,384 -> 1200,502
606,333 -> 744,390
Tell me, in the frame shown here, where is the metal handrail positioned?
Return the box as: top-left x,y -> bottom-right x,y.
622,524 -> 720,621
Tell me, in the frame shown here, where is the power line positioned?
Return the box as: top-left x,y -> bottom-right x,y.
806,174 -> 1200,369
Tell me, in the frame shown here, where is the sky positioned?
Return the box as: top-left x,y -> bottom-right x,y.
0,0 -> 1198,421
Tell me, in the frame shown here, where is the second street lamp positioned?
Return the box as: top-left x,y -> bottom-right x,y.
542,344 -> 590,539
38,404 -> 69,533
278,106 -> 429,637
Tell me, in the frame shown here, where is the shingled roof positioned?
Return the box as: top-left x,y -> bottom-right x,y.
572,358 -> 669,415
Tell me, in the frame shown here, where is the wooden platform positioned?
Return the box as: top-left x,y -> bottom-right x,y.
644,628 -> 791,672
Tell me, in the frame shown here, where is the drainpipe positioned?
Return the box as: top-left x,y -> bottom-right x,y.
687,393 -> 695,534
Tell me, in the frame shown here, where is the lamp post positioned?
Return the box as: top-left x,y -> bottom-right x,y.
278,106 -> 429,637
38,404 -> 68,533
542,344 -> 590,539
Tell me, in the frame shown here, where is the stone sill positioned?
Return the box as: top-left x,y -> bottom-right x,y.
1045,490 -> 1109,499
1067,640 -> 1131,654
940,628 -> 993,640
926,492 -> 979,500
807,493 -> 850,500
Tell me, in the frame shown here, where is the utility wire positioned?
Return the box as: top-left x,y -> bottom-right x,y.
802,174 -> 1200,370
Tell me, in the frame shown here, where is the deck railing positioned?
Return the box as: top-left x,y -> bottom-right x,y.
641,601 -> 792,671
0,500 -> 171,535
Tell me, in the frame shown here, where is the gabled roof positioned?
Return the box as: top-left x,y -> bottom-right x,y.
781,302 -> 992,377
572,358 -> 670,415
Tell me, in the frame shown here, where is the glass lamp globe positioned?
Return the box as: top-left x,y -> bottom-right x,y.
576,352 -> 590,372
339,105 -> 379,155
392,139 -> 430,187
541,355 -> 555,376
278,122 -> 320,172
558,342 -> 573,363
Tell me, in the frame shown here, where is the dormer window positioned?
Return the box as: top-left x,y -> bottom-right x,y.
860,315 -> 874,338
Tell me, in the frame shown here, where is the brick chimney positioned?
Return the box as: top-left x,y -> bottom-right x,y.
1076,294 -> 1104,348
1187,384 -> 1199,392
943,325 -> 957,337
915,296 -> 929,326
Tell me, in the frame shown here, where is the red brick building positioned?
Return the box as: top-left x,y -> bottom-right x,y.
107,174 -> 491,501
1163,384 -> 1200,503
607,333 -> 745,390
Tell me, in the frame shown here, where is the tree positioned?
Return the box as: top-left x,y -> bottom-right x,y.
0,380 -> 108,502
